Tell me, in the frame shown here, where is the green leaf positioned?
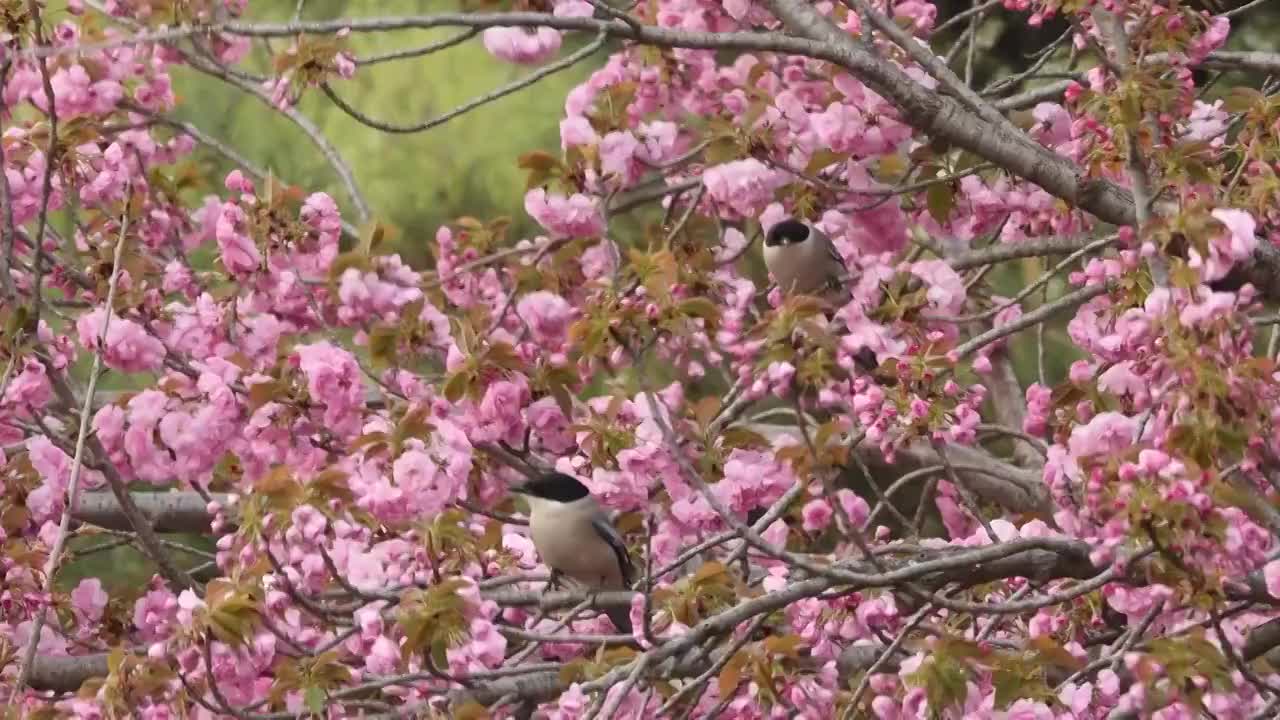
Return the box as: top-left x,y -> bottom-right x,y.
558,658 -> 592,685
692,561 -> 729,584
443,372 -> 470,403
304,686 -> 325,715
906,654 -> 971,714
244,379 -> 285,412
805,149 -> 848,176
1118,92 -> 1141,126
763,634 -> 805,658
1028,636 -> 1085,671
677,297 -> 720,329
431,638 -> 449,671
1223,87 -> 1265,113
107,649 -> 126,675
693,396 -> 721,429
926,182 -> 955,223
721,427 -> 768,450
718,650 -> 749,697
518,150 -> 559,172
3,304 -> 29,340
360,223 -> 385,256
328,250 -> 371,280
368,326 -> 398,367
705,137 -> 739,165
452,701 -> 490,720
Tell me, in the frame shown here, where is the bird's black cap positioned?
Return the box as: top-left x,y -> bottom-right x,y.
764,218 -> 811,247
511,472 -> 591,503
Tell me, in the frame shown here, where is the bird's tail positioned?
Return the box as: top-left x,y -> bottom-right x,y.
605,605 -> 633,635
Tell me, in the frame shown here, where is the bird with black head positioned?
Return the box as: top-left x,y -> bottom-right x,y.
511,472 -> 634,634
762,217 -> 887,380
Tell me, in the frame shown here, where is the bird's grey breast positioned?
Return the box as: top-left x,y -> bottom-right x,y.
764,235 -> 842,295
528,498 -> 625,588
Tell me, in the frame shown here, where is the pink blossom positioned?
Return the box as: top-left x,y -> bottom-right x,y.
364,635 -> 400,675
70,578 -> 109,623
337,258 -> 424,324
909,259 -> 967,315
448,617 -> 508,674
802,499 -> 833,532
517,291 -> 574,348
387,420 -> 473,519
527,397 -> 575,453
1189,16 -> 1230,64
702,159 -> 787,217
214,202 -> 261,276
482,26 -> 562,65
714,448 -> 797,518
1265,560 -> 1280,600
1023,383 -> 1052,435
43,64 -> 124,117
546,684 -> 591,720
295,341 -> 365,436
1031,102 -> 1073,146
75,307 -> 167,373
580,238 -> 619,280
1184,100 -> 1230,144
836,488 -> 870,528
636,122 -> 679,165
599,131 -> 642,185
2,358 -> 52,410
894,0 -> 937,33
525,189 -> 606,238
1068,411 -> 1138,458
560,115 -> 598,148
474,378 -> 530,446
1193,208 -> 1257,282
1002,699 -> 1055,720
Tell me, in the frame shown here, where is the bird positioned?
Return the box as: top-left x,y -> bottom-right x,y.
511,472 -> 634,634
762,218 -> 851,305
763,217 -> 889,381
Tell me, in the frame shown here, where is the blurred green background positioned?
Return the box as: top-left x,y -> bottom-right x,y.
168,0 -> 600,268
54,0 -> 1280,594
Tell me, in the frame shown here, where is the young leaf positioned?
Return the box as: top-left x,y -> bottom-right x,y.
926,182 -> 956,223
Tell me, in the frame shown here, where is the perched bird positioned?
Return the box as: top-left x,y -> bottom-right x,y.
763,217 -> 888,380
762,218 -> 851,305
512,472 -> 634,633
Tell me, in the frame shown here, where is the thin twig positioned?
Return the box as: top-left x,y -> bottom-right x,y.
11,187 -> 132,698
320,33 -> 606,134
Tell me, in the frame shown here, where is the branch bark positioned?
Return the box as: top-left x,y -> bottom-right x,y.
25,654 -> 110,693
744,422 -> 1051,513
23,537 -> 1115,694
73,491 -> 225,533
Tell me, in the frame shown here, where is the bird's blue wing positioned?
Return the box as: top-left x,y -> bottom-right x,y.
824,237 -> 845,269
819,233 -> 852,288
591,515 -> 634,586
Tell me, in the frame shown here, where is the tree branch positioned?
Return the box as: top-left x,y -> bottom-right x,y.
73,491 -> 225,533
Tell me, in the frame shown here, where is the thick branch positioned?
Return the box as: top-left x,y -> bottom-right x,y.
1245,617 -> 1280,663
25,654 -> 109,693
42,370 -> 197,591
73,491 -> 226,533
745,422 -> 1050,513
26,538 -> 1114,694
762,0 -> 1136,227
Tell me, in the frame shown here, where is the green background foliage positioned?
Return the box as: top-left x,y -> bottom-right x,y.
169,0 -> 596,268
